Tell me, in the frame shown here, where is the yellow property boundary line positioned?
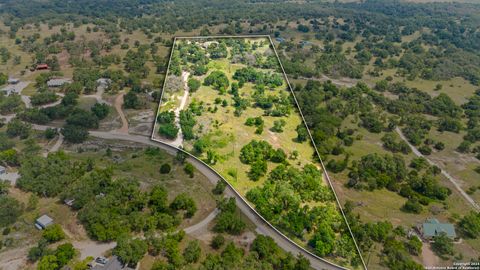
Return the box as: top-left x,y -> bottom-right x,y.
151,35 -> 367,270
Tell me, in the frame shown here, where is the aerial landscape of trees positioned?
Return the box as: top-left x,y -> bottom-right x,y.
3,143 -> 302,269
154,37 -> 364,267
1,0 -> 480,269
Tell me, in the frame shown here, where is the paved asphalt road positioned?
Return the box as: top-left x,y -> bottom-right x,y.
29,126 -> 349,270
94,131 -> 349,270
26,85 -> 348,269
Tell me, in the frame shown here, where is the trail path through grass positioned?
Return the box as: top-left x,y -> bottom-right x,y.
395,127 -> 480,211
114,92 -> 129,134
170,71 -> 190,148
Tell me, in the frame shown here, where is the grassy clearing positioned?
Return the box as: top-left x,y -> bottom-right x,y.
404,77 -> 477,105
77,96 -> 98,110
0,23 -> 34,76
363,69 -> 477,106
401,30 -> 422,43
20,83 -> 36,96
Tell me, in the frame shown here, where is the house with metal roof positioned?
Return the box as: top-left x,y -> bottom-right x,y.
47,78 -> 71,88
418,218 -> 457,240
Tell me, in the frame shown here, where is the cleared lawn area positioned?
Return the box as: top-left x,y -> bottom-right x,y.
404,77 -> 477,105
363,71 -> 477,106
4,187 -> 87,251
19,83 -> 36,96
77,96 -> 98,110
0,23 -> 35,76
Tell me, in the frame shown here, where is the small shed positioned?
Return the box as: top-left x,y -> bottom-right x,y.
35,215 -> 54,230
419,218 -> 457,240
0,165 -> 6,174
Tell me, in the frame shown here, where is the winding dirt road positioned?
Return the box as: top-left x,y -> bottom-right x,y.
184,209 -> 219,234
42,134 -> 64,157
395,127 -> 480,211
114,93 -> 129,134
169,71 -> 190,148
39,93 -> 65,109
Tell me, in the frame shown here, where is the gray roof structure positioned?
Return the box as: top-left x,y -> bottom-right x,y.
47,78 -> 71,87
35,214 -> 54,229
422,218 -> 457,239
